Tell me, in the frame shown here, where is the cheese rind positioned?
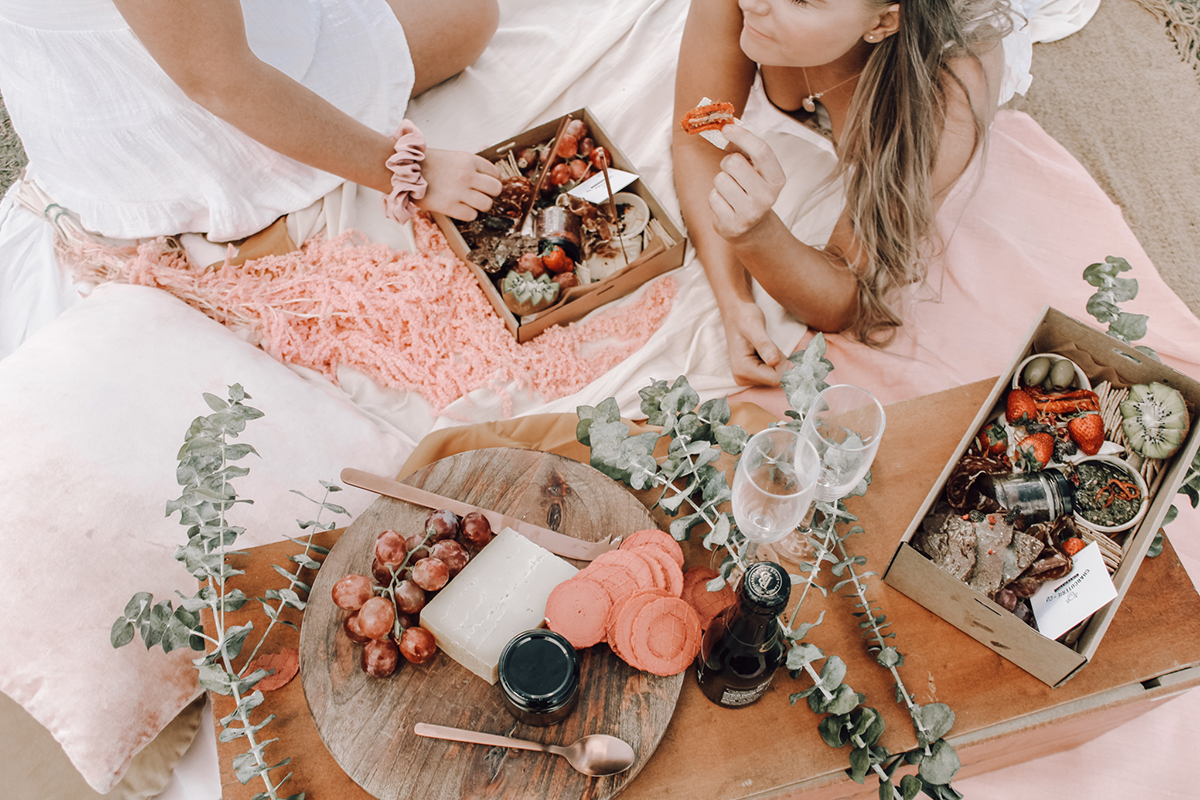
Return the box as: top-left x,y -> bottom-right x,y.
420,527 -> 578,684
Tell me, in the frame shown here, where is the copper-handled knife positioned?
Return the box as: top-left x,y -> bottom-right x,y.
340,468 -> 618,562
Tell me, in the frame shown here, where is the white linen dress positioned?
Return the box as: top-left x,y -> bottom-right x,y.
0,0 -> 414,356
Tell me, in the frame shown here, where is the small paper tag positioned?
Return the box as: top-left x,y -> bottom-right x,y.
567,168 -> 638,204
1029,542 -> 1117,641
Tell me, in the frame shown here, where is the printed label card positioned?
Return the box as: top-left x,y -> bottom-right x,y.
1030,541 -> 1117,641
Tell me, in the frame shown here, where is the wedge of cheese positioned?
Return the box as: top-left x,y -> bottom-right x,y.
420,527 -> 578,684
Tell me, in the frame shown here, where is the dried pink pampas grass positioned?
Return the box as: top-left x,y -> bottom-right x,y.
60,216 -> 675,411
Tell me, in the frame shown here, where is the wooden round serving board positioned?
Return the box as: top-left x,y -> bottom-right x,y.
300,448 -> 683,800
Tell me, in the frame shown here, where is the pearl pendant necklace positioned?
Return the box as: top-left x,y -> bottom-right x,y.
801,67 -> 861,113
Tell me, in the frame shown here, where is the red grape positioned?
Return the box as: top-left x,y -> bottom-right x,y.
344,612 -> 371,644
331,574 -> 374,610
564,119 -> 588,140
362,638 -> 400,677
404,531 -> 431,562
394,579 -> 427,614
425,509 -> 460,542
569,159 -> 588,180
548,162 -> 572,187
372,557 -> 403,585
357,596 -> 396,639
396,612 -> 418,631
516,147 -> 540,171
578,137 -> 595,157
461,512 -> 493,548
430,540 -> 469,576
555,133 -> 579,159
590,146 -> 610,170
399,627 -> 438,665
374,529 -> 407,566
518,252 -> 546,277
412,557 -> 450,591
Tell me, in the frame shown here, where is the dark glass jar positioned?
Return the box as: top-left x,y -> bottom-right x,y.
497,629 -> 580,726
535,205 -> 582,262
695,560 -> 789,708
975,468 -> 1074,524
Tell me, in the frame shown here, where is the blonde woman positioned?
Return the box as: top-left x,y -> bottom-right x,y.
673,0 -> 1021,386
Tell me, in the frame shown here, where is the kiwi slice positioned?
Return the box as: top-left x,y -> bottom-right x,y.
1120,382 -> 1190,459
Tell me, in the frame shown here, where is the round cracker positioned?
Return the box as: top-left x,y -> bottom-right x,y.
628,596 -> 703,676
608,588 -> 668,669
544,577 -> 611,649
620,529 -> 684,567
634,545 -> 684,598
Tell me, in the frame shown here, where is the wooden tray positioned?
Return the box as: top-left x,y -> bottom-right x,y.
299,448 -> 683,800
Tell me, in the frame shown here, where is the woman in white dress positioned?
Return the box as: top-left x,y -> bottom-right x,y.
672,0 -> 1019,386
0,0 -> 501,354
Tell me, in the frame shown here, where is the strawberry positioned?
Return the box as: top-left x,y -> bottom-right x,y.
1015,432 -> 1055,471
1067,412 -> 1105,456
1005,388 -> 1038,424
976,420 -> 1008,455
542,245 -> 574,274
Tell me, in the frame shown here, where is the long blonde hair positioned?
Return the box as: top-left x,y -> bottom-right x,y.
837,0 -> 1013,345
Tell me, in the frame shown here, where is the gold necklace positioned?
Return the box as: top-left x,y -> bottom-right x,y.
800,67 -> 862,113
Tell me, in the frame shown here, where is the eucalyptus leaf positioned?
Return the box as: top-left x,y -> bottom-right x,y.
915,704 -> 955,746
233,751 -> 268,785
714,424 -> 748,455
697,396 -> 732,426
876,646 -> 903,668
817,655 -> 847,691
825,684 -> 864,716
786,642 -> 824,671
1110,311 -> 1149,343
818,715 -> 850,748
916,739 -> 961,785
849,746 -> 871,783
223,623 -> 256,660
110,618 -> 135,648
900,774 -> 923,800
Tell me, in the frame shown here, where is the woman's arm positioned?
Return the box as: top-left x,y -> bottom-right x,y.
672,0 -> 786,386
112,0 -> 499,219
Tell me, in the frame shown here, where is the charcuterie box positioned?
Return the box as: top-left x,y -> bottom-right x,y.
883,306 -> 1200,687
432,107 -> 686,343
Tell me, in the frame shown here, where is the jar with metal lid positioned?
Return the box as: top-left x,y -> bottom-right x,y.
974,468 -> 1075,523
497,629 -> 580,726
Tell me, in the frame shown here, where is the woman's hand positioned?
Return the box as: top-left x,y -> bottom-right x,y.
415,149 -> 503,221
708,125 -> 786,243
721,296 -> 788,386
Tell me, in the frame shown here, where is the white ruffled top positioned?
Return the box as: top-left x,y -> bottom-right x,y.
0,0 -> 414,241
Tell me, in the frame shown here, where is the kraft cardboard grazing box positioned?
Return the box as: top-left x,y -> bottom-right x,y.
884,307 -> 1200,687
432,108 -> 687,343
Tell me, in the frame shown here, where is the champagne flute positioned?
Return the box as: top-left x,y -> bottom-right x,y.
731,427 -> 820,565
774,385 -> 886,563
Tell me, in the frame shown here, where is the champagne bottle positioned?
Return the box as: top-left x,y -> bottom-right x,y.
695,560 -> 789,708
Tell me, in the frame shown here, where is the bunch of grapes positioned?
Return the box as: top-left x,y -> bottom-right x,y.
330,509 -> 494,677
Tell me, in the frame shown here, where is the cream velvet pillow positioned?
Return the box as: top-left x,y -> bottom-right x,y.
0,284 -> 415,792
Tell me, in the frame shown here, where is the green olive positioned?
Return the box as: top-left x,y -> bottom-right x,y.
1050,358 -> 1076,390
1022,357 -> 1051,387
1042,374 -> 1056,391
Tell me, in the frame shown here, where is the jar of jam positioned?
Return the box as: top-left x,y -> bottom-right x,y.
974,468 -> 1075,523
497,629 -> 580,726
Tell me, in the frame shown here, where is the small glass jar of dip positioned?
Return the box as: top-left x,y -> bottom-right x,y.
974,468 -> 1075,524
497,629 -> 580,726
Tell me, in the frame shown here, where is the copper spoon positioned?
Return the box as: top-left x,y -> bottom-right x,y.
413,723 -> 635,777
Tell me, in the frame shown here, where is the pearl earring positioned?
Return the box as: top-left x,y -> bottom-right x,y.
865,34 -> 877,42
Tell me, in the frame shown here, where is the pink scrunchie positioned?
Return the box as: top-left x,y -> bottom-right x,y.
382,120 -> 428,224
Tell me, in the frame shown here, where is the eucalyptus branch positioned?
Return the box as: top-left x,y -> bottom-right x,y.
111,384 -> 335,800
